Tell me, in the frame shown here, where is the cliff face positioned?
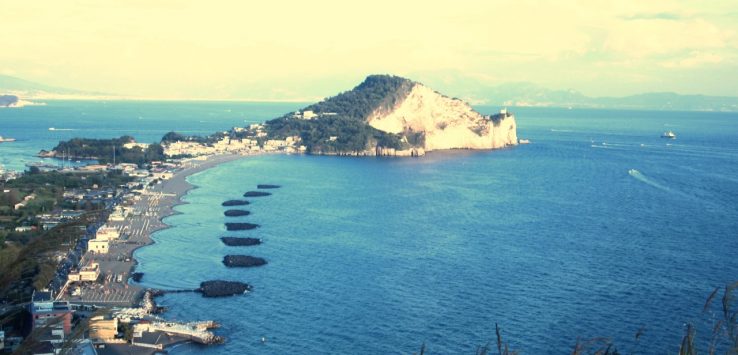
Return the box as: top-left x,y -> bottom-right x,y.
367,83 -> 517,152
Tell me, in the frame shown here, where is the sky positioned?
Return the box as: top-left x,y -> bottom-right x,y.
1,0 -> 737,100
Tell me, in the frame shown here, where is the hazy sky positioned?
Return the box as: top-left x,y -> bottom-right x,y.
2,0 -> 737,99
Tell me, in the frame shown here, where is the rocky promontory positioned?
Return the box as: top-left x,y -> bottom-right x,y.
244,191 -> 271,197
225,222 -> 259,231
223,255 -> 267,268
197,280 -> 252,297
265,75 -> 518,156
220,237 -> 262,246
224,210 -> 250,217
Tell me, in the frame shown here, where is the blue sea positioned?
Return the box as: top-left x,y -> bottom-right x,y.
2,102 -> 738,353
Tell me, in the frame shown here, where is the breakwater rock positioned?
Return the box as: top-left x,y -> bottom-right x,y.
225,222 -> 259,231
221,237 -> 262,246
257,184 -> 281,189
223,255 -> 267,268
243,191 -> 271,197
143,289 -> 166,314
197,280 -> 252,297
222,200 -> 250,206
224,210 -> 250,217
131,272 -> 144,282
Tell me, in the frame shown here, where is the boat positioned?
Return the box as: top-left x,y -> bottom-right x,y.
0,136 -> 16,142
48,127 -> 56,131
661,130 -> 676,139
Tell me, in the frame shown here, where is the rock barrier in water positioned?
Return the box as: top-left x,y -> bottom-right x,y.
220,237 -> 261,246
222,200 -> 250,206
223,255 -> 267,268
225,222 -> 259,231
243,191 -> 271,197
224,210 -> 250,217
197,280 -> 252,297
257,184 -> 281,189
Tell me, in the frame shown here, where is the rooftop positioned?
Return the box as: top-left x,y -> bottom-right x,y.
32,290 -> 52,302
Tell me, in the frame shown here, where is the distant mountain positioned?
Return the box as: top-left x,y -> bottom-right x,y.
589,92 -> 738,112
0,74 -> 77,94
0,74 -> 111,99
412,74 -> 738,112
477,82 -> 738,112
265,75 -> 518,156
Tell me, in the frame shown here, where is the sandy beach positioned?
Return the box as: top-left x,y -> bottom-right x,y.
64,153 -> 248,306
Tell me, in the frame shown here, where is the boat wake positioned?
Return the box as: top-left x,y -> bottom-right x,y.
628,169 -> 672,193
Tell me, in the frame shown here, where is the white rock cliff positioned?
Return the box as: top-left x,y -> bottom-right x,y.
367,83 -> 518,152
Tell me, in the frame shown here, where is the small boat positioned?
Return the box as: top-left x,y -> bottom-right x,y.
661,131 -> 676,139
48,127 -> 56,131
0,136 -> 16,143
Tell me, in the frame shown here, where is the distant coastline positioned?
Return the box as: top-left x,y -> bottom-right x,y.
0,94 -> 45,108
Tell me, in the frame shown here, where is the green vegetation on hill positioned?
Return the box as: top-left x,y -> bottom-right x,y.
304,75 -> 414,120
161,131 -> 214,144
51,136 -> 165,165
266,75 -> 415,153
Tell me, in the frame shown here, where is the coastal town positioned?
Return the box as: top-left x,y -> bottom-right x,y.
0,126 -> 298,354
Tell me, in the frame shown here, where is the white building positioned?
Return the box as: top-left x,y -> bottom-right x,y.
152,171 -> 174,180
68,263 -> 100,282
164,141 -> 217,157
122,142 -> 150,150
96,226 -> 119,241
88,239 -> 109,254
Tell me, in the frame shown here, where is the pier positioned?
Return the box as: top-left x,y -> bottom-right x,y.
133,320 -> 224,346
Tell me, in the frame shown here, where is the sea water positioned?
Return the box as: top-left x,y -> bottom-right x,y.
3,102 -> 738,353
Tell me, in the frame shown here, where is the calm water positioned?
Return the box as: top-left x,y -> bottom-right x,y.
3,102 -> 738,353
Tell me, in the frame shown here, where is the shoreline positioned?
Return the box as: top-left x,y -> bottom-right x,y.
65,153 -> 251,307
129,153 -> 249,293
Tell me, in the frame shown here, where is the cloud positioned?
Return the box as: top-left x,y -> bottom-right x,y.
621,12 -> 686,21
0,0 -> 737,98
603,18 -> 731,58
661,52 -> 724,68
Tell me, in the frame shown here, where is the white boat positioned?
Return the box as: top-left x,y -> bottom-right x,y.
0,136 -> 16,142
661,130 -> 676,139
48,127 -> 56,131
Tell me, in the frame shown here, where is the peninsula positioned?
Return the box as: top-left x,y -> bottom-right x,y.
37,75 -> 519,161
